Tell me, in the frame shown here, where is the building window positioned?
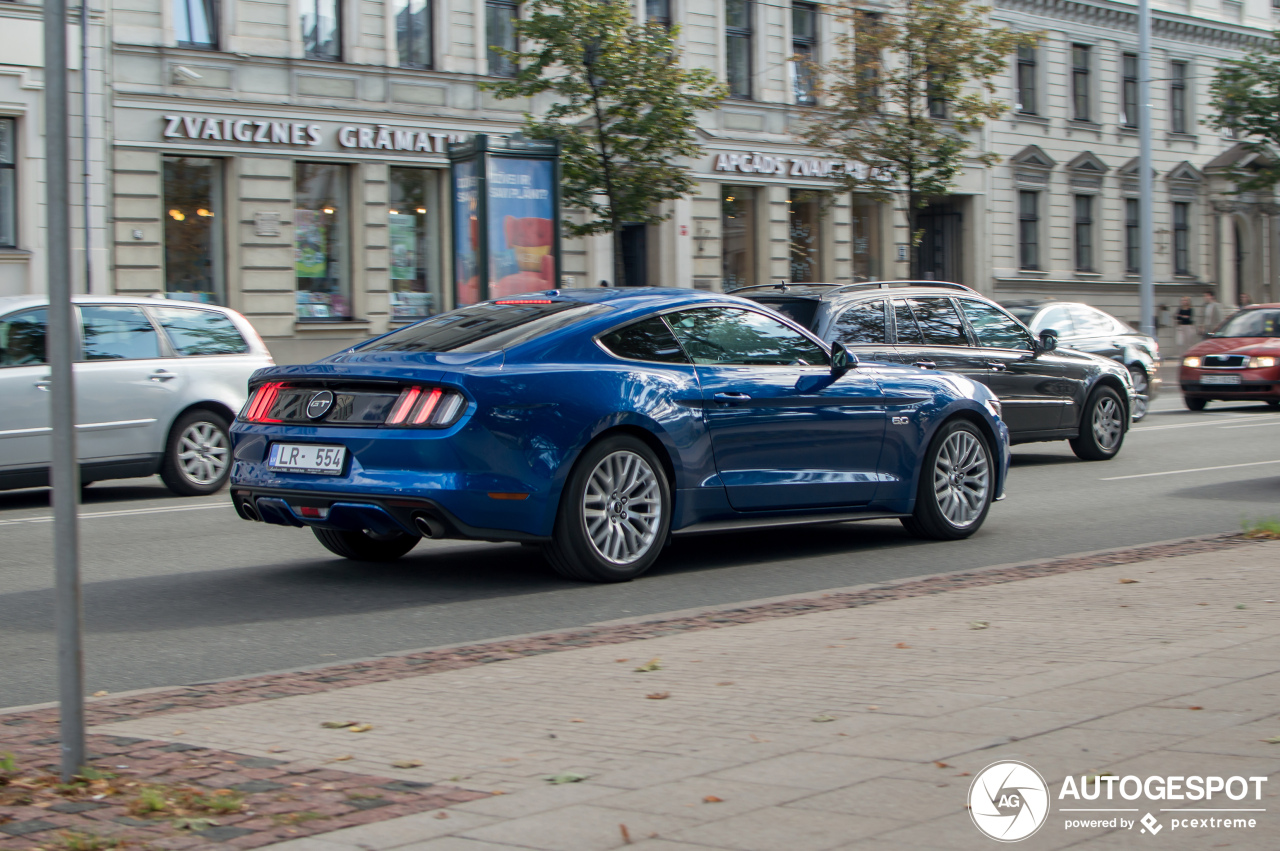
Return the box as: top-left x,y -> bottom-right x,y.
0,118 -> 14,249
1071,44 -> 1091,121
851,200 -> 882,281
174,0 -> 217,48
295,163 -> 350,320
1074,195 -> 1094,272
1122,53 -> 1138,128
1016,45 -> 1036,114
396,0 -> 432,69
1171,61 -> 1188,133
302,0 -> 341,60
646,0 -> 671,29
1173,202 -> 1190,275
1125,198 -> 1140,274
927,66 -> 947,119
486,0 -> 518,77
792,2 -> 817,105
789,190 -> 821,282
726,0 -> 753,99
721,186 -> 757,289
855,11 -> 881,111
388,168 -> 442,320
1018,190 -> 1039,270
163,157 -> 223,304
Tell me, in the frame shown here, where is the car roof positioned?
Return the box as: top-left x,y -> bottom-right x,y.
0,294 -> 244,315
732,281 -> 980,302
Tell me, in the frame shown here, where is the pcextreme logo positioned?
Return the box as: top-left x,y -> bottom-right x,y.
969,761 -> 1270,842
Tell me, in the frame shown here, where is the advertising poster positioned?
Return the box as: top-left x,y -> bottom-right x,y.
294,210 -> 327,278
486,157 -> 556,298
389,213 -> 417,281
452,159 -> 480,305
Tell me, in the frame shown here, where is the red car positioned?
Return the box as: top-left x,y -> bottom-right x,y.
1181,305 -> 1280,410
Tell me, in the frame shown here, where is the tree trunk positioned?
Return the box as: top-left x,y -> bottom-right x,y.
612,225 -> 627,288
907,194 -> 920,280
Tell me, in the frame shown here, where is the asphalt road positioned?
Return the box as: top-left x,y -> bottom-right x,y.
3,394 -> 1280,708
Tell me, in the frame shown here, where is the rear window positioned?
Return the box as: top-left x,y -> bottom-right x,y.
152,307 -> 249,356
359,301 -> 610,353
749,298 -> 819,330
599,317 -> 690,364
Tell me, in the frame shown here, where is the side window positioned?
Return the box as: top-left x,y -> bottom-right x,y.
907,297 -> 969,346
961,301 -> 1035,350
0,309 -> 48,366
831,300 -> 886,345
892,299 -> 924,345
666,307 -> 829,366
598,317 -> 690,364
1036,305 -> 1074,336
1068,305 -> 1109,336
80,305 -> 161,361
152,307 -> 249,356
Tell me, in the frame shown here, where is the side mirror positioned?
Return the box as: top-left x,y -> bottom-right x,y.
831,341 -> 858,376
1038,329 -> 1058,353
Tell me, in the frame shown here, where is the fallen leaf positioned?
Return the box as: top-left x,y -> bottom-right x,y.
1261,736 -> 1280,744
703,795 -> 724,803
321,721 -> 353,729
867,705 -> 880,710
1118,578 -> 1138,584
968,621 -> 989,630
1198,602 -> 1210,606
348,723 -> 374,733
433,811 -> 450,819
1236,604 -> 1247,610
716,681 -> 735,686
268,747 -> 286,753
620,824 -> 631,844
327,755 -> 353,762
92,690 -> 109,697
956,772 -> 971,777
172,729 -> 184,735
545,772 -> 589,785
634,658 -> 662,672
615,659 -> 629,663
392,759 -> 423,769
812,715 -> 836,723
895,642 -> 911,649
934,761 -> 950,768
1188,706 -> 1203,711
569,718 -> 585,723
646,692 -> 671,700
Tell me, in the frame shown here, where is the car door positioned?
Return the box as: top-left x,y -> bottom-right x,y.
76,304 -> 183,462
1066,305 -> 1123,361
823,299 -> 898,364
957,299 -> 1066,434
0,308 -> 52,475
889,296 -> 979,374
664,306 -> 888,511
147,304 -> 257,412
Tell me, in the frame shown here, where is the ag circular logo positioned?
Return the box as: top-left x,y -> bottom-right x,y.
969,761 -> 1050,842
306,390 -> 334,420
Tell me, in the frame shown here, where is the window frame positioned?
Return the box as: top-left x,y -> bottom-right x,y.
0,308 -> 49,368
1071,44 -> 1091,122
791,1 -> 818,106
485,0 -> 518,78
829,298 -> 888,346
395,0 -> 433,70
1125,198 -> 1140,274
1173,201 -> 1191,276
1074,194 -> 1094,272
1018,190 -> 1040,271
77,304 -> 166,363
663,304 -> 832,367
726,0 -> 754,100
1170,61 -> 1188,134
1121,53 -> 1138,128
174,0 -> 219,49
301,0 -> 342,61
147,305 -> 250,357
957,298 -> 1036,351
1016,44 -> 1037,114
645,0 -> 672,29
0,117 -> 15,250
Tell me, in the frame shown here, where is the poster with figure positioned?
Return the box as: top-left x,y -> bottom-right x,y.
294,210 -> 327,278
487,157 -> 556,298
452,159 -> 480,305
389,213 -> 417,281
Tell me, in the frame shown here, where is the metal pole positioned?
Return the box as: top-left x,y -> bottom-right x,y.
81,0 -> 92,292
1138,0 -> 1155,337
45,0 -> 87,781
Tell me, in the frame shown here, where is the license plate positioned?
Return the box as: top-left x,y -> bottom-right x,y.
268,443 -> 346,474
1201,374 -> 1242,386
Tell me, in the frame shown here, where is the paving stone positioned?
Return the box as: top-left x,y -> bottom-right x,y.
668,806 -> 904,851
231,779 -> 288,793
49,800 -> 111,814
0,819 -> 58,836
193,825 -> 257,841
459,803 -> 698,851
237,756 -> 289,768
160,742 -> 206,752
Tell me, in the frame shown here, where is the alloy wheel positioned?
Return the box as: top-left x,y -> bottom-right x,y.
931,431 -> 990,528
1128,367 -> 1149,420
1092,396 -> 1124,451
177,421 -> 229,485
582,450 -> 663,565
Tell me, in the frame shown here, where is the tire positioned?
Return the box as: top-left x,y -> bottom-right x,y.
159,409 -> 232,496
900,419 -> 994,541
312,527 -> 420,561
544,435 -> 671,582
1069,386 -> 1126,461
1128,365 -> 1150,422
1184,396 -> 1208,412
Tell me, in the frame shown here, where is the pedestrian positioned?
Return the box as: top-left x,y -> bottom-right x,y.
1200,290 -> 1224,336
1175,296 -> 1194,348
599,279 -> 609,287
1239,292 -> 1253,309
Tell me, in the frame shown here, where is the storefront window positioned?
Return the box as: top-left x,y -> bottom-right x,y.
389,168 -> 442,320
721,186 -> 756,290
788,190 -> 821,282
295,163 -> 350,320
163,157 -> 223,304
850,199 -> 881,281
0,119 -> 14,249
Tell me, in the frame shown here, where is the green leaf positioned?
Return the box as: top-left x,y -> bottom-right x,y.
545,772 -> 590,784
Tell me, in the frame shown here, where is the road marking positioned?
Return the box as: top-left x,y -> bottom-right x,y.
1101,459 -> 1280,481
0,502 -> 230,526
1219,420 -> 1280,430
1131,415 -> 1277,433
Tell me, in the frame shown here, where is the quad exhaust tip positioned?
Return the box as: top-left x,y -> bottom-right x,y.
241,500 -> 260,522
413,513 -> 446,539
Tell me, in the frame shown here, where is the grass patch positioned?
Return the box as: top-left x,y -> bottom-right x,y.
50,831 -> 123,851
272,810 -> 328,826
126,785 -> 245,819
1242,516 -> 1280,539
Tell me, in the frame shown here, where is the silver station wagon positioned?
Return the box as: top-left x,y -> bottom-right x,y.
0,295 -> 272,495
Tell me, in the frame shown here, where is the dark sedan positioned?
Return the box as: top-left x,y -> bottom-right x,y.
1003,300 -> 1161,420
739,281 -> 1136,461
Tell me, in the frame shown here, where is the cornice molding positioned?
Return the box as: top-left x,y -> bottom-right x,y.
994,0 -> 1273,49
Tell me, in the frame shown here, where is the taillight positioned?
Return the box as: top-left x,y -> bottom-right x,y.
385,386 -> 465,428
243,382 -> 284,423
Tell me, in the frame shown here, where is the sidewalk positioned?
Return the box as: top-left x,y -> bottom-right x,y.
3,536 -> 1278,850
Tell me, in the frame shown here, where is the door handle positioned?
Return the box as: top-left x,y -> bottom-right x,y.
35,378 -> 51,391
713,391 -> 752,402
986,361 -> 1007,372
915,360 -> 937,369
150,369 -> 177,382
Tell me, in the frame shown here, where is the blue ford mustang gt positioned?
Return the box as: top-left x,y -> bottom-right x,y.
230,288 -> 1009,582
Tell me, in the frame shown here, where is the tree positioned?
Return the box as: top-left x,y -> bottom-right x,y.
1210,39 -> 1280,191
802,0 -> 1033,278
484,0 -> 724,288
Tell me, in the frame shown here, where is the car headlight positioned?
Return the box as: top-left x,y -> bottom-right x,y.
1182,356 -> 1201,368
1249,356 -> 1277,368
984,398 -> 1002,420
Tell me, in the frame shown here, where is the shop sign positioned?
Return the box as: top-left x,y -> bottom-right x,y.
161,114 -> 466,154
713,151 -> 888,180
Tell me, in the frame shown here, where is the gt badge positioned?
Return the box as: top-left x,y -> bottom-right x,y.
306,390 -> 335,420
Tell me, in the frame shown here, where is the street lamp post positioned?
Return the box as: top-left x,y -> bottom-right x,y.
1138,0 -> 1155,338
